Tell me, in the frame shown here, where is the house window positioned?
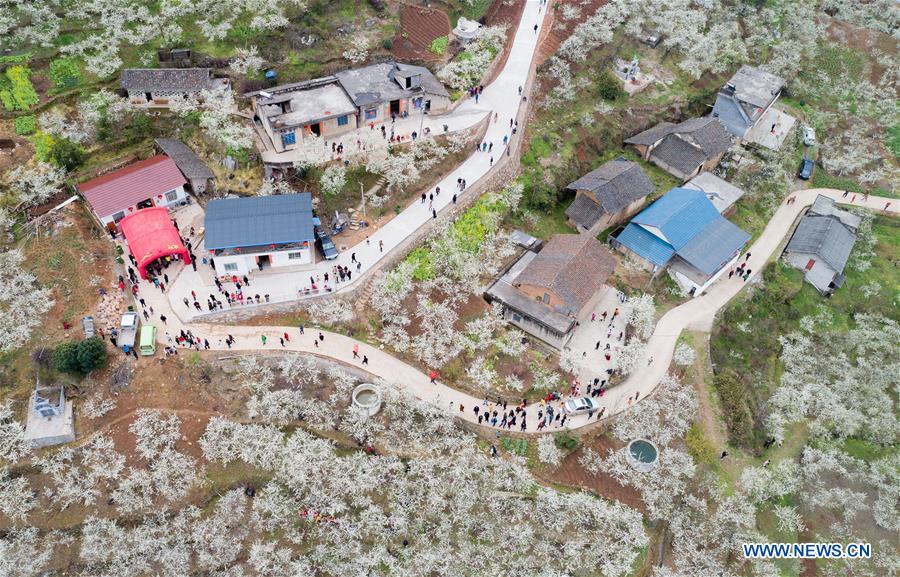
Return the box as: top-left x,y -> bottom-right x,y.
112,211 -> 126,223
512,313 -> 522,322
282,132 -> 297,146
337,115 -> 349,126
542,293 -> 551,304
288,251 -> 305,260
805,259 -> 816,271
365,108 -> 377,120
164,190 -> 179,202
223,262 -> 238,272
413,97 -> 423,109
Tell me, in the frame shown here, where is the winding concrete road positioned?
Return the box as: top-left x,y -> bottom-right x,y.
136,189 -> 896,434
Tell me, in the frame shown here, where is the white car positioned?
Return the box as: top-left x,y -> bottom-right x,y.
563,396 -> 599,415
802,126 -> 817,146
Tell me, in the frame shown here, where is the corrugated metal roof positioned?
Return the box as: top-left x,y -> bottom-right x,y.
78,155 -> 187,219
632,188 -> 720,250
677,217 -> 750,274
204,194 -> 315,250
617,222 -> 676,267
619,187 -> 749,273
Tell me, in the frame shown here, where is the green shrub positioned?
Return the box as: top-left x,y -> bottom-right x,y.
50,138 -> 86,171
14,115 -> 37,135
714,368 -> 755,447
554,431 -> 578,451
76,337 -> 108,373
685,422 -> 717,464
0,90 -> 14,111
886,125 -> 900,158
429,36 -> 449,55
382,38 -> 393,50
596,70 -> 624,101
48,57 -> 83,90
5,65 -> 39,110
52,342 -> 80,373
30,131 -> 56,162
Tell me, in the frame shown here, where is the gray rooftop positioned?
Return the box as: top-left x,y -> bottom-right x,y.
155,139 -> 214,180
785,196 -> 859,273
334,62 -> 448,107
807,195 -> 862,231
565,193 -> 605,229
646,118 -> 733,175
260,81 -> 357,128
566,158 -> 654,215
204,193 -> 314,250
677,217 -> 750,275
683,171 -> 745,214
724,65 -> 785,110
121,68 -> 213,92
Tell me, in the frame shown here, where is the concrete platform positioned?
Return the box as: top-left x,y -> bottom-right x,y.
23,396 -> 75,448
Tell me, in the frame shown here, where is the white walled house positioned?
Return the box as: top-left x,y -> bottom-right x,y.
78,155 -> 188,233
204,194 -> 316,277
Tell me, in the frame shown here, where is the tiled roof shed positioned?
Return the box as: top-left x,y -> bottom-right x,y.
155,139 -> 214,180
514,234 -> 616,315
78,155 -> 187,219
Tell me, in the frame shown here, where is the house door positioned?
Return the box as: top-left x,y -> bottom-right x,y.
256,255 -> 270,270
310,123 -> 321,136
805,258 -> 816,271
424,99 -> 431,112
390,99 -> 401,117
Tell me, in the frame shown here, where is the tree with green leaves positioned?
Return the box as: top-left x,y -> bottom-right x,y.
49,138 -> 86,171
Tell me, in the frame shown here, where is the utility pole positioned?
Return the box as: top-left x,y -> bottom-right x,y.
360,181 -> 366,219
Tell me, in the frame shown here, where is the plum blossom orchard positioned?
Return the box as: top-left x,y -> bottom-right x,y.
0,249 -> 54,352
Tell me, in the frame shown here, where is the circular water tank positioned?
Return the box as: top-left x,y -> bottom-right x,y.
626,438 -> 659,472
352,384 -> 382,416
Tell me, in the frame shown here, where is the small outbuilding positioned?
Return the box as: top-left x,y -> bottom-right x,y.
783,195 -> 860,295
565,157 -> 655,232
121,68 -> 229,107
682,171 -> 746,215
23,385 -> 75,448
155,138 -> 216,194
205,193 -> 316,277
78,155 -> 188,233
118,207 -> 190,279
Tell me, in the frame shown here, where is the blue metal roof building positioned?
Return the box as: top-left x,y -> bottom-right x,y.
616,188 -> 749,281
205,193 -> 315,250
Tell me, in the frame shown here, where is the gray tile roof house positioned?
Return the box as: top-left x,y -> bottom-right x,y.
204,193 -> 314,251
120,68 -> 215,93
712,65 -> 785,138
485,234 -> 616,348
565,158 -> 655,230
783,195 -> 860,295
333,62 -> 449,107
625,117 -> 733,181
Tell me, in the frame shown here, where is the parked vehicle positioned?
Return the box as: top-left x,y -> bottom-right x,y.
119,311 -> 139,352
798,157 -> 814,180
81,316 -> 95,338
802,126 -> 817,146
563,396 -> 600,415
315,227 -> 338,260
139,325 -> 157,356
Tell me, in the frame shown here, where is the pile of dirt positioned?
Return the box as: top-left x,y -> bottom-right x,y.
391,5 -> 451,62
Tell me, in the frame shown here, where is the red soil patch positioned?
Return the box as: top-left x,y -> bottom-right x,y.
392,4 -> 452,62
542,433 -> 647,514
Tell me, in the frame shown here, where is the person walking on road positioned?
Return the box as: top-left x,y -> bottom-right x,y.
261,335 -> 267,346
353,343 -> 359,359
362,355 -> 369,365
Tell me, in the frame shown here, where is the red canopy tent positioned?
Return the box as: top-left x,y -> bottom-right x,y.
118,207 -> 189,279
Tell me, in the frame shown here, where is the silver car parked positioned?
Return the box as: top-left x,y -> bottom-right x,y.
563,396 -> 599,415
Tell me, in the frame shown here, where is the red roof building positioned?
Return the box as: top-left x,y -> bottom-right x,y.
78,155 -> 188,230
